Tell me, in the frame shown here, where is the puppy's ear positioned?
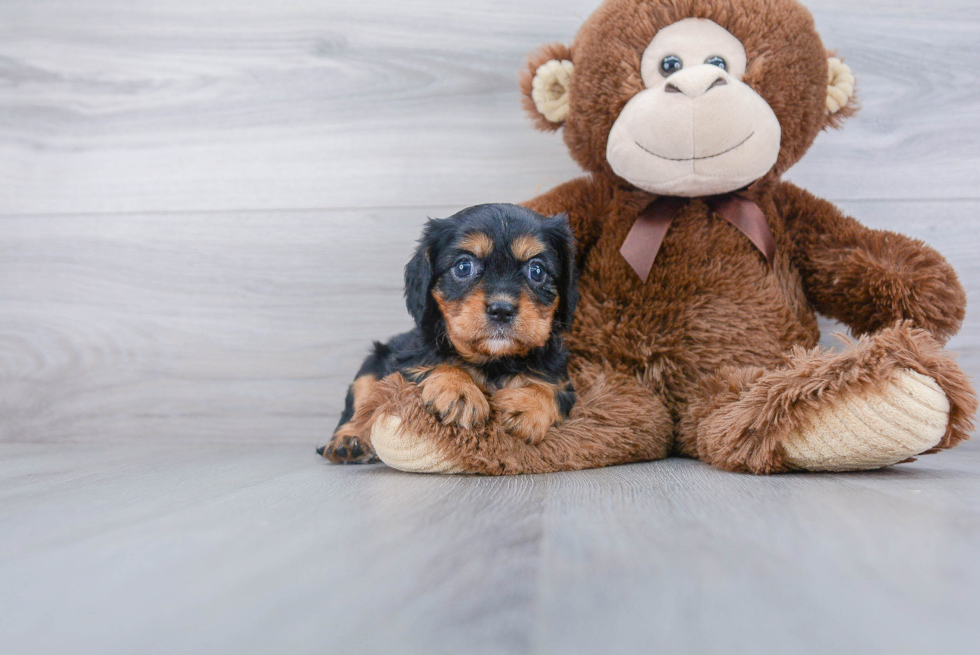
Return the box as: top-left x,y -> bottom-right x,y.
541,213 -> 578,331
404,244 -> 433,327
404,218 -> 453,327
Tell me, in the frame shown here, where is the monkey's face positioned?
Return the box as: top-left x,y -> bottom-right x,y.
520,0 -> 858,194
605,18 -> 781,197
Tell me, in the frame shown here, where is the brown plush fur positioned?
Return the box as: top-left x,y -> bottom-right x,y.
678,323 -> 977,473
369,0 -> 976,474
364,364 -> 674,475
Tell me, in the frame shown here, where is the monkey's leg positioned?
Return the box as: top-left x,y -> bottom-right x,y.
368,361 -> 673,475
677,323 -> 976,474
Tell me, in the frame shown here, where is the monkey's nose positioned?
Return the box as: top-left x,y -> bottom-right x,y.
486,300 -> 517,323
664,66 -> 729,98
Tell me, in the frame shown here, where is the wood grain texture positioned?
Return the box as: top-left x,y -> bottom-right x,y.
1,1 -> 979,652
1,442 -> 978,654
0,0 -> 978,215
0,443 -> 545,655
1,201 -> 977,443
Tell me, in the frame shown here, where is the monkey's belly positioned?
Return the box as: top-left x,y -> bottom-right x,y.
569,204 -> 820,387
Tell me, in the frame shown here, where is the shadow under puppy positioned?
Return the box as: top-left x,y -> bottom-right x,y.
319,203 -> 578,464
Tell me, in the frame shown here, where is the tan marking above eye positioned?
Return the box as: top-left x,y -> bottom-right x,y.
457,232 -> 494,258
511,235 -> 546,261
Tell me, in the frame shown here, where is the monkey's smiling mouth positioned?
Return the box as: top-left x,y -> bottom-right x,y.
634,132 -> 755,162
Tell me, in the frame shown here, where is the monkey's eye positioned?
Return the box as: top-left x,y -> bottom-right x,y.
526,260 -> 547,284
452,257 -> 479,280
660,55 -> 683,77
705,56 -> 727,70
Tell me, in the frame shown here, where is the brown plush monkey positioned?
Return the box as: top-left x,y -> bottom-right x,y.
362,0 -> 977,475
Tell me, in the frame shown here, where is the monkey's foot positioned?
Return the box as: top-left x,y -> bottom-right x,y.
370,414 -> 468,474
782,368 -> 948,471
693,323 -> 975,474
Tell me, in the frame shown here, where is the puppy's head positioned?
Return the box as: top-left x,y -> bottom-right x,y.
405,203 -> 577,363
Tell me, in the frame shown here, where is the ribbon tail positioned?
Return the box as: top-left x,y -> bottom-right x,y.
619,201 -> 678,281
714,196 -> 776,265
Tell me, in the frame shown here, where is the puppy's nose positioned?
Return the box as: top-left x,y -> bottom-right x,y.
486,300 -> 517,323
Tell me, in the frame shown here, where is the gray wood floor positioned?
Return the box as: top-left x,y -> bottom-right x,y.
1,0 -> 979,653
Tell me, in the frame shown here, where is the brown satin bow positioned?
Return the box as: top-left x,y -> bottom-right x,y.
619,194 -> 776,281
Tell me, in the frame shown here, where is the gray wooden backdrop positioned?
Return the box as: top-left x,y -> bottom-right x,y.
2,1 -> 979,654
2,0 -> 978,444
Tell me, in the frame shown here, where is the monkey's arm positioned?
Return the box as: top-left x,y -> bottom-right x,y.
522,176 -> 610,261
778,181 -> 965,342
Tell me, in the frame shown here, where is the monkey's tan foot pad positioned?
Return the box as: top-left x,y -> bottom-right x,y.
782,369 -> 950,472
370,414 -> 467,474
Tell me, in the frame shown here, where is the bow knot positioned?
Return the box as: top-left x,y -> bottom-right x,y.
619,194 -> 775,281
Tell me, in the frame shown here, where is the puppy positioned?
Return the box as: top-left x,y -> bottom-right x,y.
318,203 -> 578,464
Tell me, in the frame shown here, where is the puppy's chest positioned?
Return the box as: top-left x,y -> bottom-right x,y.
464,366 -> 535,393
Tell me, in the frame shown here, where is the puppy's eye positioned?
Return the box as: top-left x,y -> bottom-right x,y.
660,55 -> 683,77
452,257 -> 478,280
526,260 -> 547,284
705,56 -> 727,70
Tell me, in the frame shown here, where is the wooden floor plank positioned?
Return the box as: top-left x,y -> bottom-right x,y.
1,1 -> 979,651
1,442 -> 978,654
534,450 -> 980,654
0,443 -> 546,655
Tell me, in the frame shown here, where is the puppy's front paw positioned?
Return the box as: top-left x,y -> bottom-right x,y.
419,365 -> 490,430
493,385 -> 560,445
318,428 -> 379,464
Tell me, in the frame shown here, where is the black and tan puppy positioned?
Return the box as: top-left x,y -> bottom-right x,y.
319,203 -> 578,464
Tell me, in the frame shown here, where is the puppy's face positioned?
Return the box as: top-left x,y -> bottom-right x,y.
433,227 -> 559,362
405,204 -> 577,363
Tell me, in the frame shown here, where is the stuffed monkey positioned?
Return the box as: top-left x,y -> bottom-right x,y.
364,0 -> 976,475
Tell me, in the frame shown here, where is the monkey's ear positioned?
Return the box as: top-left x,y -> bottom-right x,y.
520,43 -> 574,132
825,54 -> 858,129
